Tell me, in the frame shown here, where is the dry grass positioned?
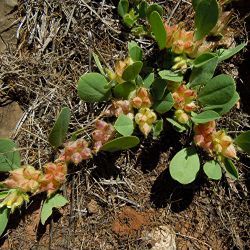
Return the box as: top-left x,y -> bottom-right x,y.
0,0 -> 249,249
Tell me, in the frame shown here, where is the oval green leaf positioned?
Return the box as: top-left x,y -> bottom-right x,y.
151,79 -> 168,101
101,136 -> 140,152
114,114 -> 134,136
159,70 -> 183,82
149,11 -> 166,50
191,110 -> 220,124
41,194 -> 68,225
194,0 -> 219,40
234,131 -> 250,154
48,107 -> 71,148
113,82 -> 136,99
118,0 -> 129,17
198,74 -> 236,107
169,147 -> 200,184
128,41 -> 143,62
146,3 -> 163,19
0,138 -> 21,172
153,119 -> 163,139
122,62 -> 143,81
217,43 -> 246,62
0,207 -> 9,236
224,158 -> 239,180
203,160 -> 222,180
143,73 -> 155,88
153,92 -> 174,114
77,73 -> 111,102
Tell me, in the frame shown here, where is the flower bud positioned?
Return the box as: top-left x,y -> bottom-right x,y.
175,110 -> 189,124
131,87 -> 152,109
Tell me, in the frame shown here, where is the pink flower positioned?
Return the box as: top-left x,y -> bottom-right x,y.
131,88 -> 152,109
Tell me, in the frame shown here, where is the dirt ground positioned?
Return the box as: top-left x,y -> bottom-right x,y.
0,0 -> 249,249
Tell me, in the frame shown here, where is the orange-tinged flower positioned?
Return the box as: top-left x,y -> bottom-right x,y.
131,87 -> 152,109
39,162 -> 67,197
2,165 -> 42,193
172,84 -> 197,112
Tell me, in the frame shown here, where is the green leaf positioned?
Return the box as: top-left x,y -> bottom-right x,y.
92,52 -> 105,75
0,207 -> 9,236
190,53 -> 218,87
48,107 -> 71,148
101,136 -> 140,152
153,119 -> 163,139
41,194 -> 68,225
217,43 -> 246,62
128,41 -> 143,61
198,74 -> 236,107
143,73 -> 154,88
123,9 -> 138,28
122,62 -> 143,81
77,73 -> 111,103
153,92 -> 174,114
138,0 -> 149,18
224,158 -> 238,180
114,114 -> 134,136
169,147 -> 200,184
204,92 -> 239,115
118,0 -> 129,17
192,0 -> 202,10
151,79 -> 168,100
159,70 -> 183,82
113,82 -> 136,99
166,118 -> 187,132
0,191 -> 9,200
234,131 -> 250,154
146,3 -> 163,19
194,0 -> 219,40
191,110 -> 220,124
149,11 -> 166,50
203,160 -> 222,180
0,139 -> 21,172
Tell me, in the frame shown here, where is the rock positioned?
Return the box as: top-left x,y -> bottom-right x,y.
142,225 -> 176,250
0,102 -> 23,138
87,199 -> 99,214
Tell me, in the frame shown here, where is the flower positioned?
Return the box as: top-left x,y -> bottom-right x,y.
131,87 -> 152,109
175,109 -> 189,124
135,108 -> 157,136
0,190 -> 29,212
212,131 -> 237,159
164,23 -> 211,58
172,84 -> 197,112
194,121 -> 237,159
39,162 -> 67,196
2,165 -> 42,193
105,100 -> 134,119
92,120 -> 115,152
58,138 -> 92,164
107,57 -> 133,84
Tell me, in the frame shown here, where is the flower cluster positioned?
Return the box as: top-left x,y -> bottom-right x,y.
135,108 -> 157,136
164,23 -> 211,58
0,162 -> 67,211
131,87 -> 152,109
194,121 -> 236,159
105,100 -> 134,119
172,84 -> 197,124
58,138 -> 92,164
92,120 -> 115,152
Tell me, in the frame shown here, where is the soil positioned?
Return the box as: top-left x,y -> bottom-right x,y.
0,0 -> 249,249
